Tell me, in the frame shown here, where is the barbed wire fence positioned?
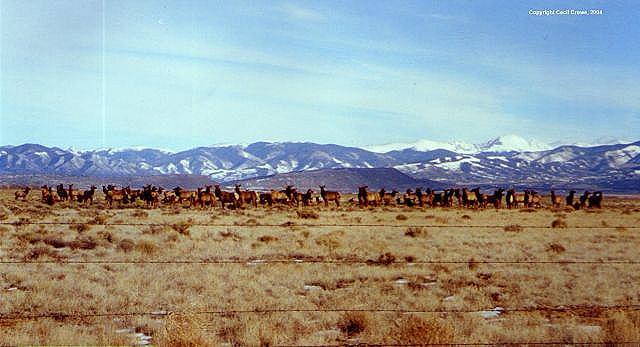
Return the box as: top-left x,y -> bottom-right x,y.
1,217 -> 639,345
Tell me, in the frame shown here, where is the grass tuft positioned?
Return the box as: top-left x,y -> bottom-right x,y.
551,219 -> 568,228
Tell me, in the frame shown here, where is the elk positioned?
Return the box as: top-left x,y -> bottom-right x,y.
77,186 -> 97,204
68,184 -> 79,202
471,188 -> 487,208
265,190 -> 289,206
319,185 -> 340,207
431,190 -> 446,207
14,186 -> 31,200
141,185 -> 163,208
283,185 -> 298,206
485,188 -> 505,209
588,191 -> 603,208
358,186 -> 381,207
505,189 -> 527,208
528,190 -> 542,208
379,188 -> 399,206
173,187 -> 196,207
234,185 -> 258,208
550,190 -> 562,208
415,188 -> 434,207
214,185 -> 239,209
403,189 -> 417,207
56,184 -> 68,201
579,191 -> 591,209
42,186 -> 60,205
565,190 -> 576,207
300,189 -> 315,206
196,185 -> 217,209
462,188 -> 478,208
103,185 -> 127,207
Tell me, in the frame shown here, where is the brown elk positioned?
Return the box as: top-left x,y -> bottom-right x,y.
579,191 -> 591,209
41,186 -> 60,205
214,185 -> 239,209
485,188 -> 505,209
14,186 -> 31,200
462,188 -> 478,208
265,190 -> 289,206
471,188 -> 487,208
403,189 -> 417,207
103,185 -> 127,207
358,186 -> 381,207
68,184 -> 79,202
40,185 -> 50,202
379,188 -> 399,206
550,190 -> 562,208
234,185 -> 258,208
163,190 -> 177,205
565,190 -> 576,207
283,185 -> 298,206
173,187 -> 196,207
77,186 -> 97,204
196,185 -> 217,209
505,189 -> 527,208
414,188 -> 433,207
56,184 -> 68,201
300,189 -> 315,206
528,190 -> 542,208
588,191 -> 603,208
319,185 -> 340,207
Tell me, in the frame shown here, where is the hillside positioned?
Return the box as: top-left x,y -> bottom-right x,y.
228,168 -> 447,193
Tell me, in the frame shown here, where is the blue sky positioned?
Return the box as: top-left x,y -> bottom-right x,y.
0,0 -> 638,150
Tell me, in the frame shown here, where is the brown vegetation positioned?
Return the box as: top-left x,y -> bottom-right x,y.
0,189 -> 639,345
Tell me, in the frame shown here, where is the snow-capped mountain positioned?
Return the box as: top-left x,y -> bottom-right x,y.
365,135 -> 551,154
1,136 -> 639,191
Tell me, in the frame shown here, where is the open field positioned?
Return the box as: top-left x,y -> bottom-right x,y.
1,189 -> 640,345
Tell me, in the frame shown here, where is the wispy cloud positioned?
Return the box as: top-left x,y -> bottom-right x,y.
278,2 -> 326,22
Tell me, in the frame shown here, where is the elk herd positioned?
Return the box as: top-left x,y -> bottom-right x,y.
356,186 -> 602,209
12,183 -> 603,210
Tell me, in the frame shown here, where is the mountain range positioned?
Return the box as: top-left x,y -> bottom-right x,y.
1,135 -> 639,192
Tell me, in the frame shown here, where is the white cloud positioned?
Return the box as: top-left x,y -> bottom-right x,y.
278,2 -> 326,22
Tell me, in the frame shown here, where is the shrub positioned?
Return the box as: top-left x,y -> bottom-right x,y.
132,210 -> 149,218
24,246 -> 60,261
172,220 -> 193,236
547,243 -> 566,253
156,313 -> 211,347
136,240 -> 158,255
461,214 -> 472,220
296,210 -> 319,219
367,252 -> 396,266
551,219 -> 567,228
118,239 -> 135,252
90,214 -> 109,225
70,223 -> 91,233
257,235 -> 278,243
337,312 -> 368,336
405,227 -> 424,237
504,224 -> 523,232
68,237 -> 98,250
390,316 -> 454,344
43,237 -> 67,248
97,230 -> 114,243
396,214 -> 408,221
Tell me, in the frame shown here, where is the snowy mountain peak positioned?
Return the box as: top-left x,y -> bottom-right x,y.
478,134 -> 551,153
365,135 -> 550,154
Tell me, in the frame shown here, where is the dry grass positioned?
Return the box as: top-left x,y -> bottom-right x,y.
551,218 -> 568,228
1,189 -> 639,345
504,224 -> 524,232
296,210 -> 319,219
